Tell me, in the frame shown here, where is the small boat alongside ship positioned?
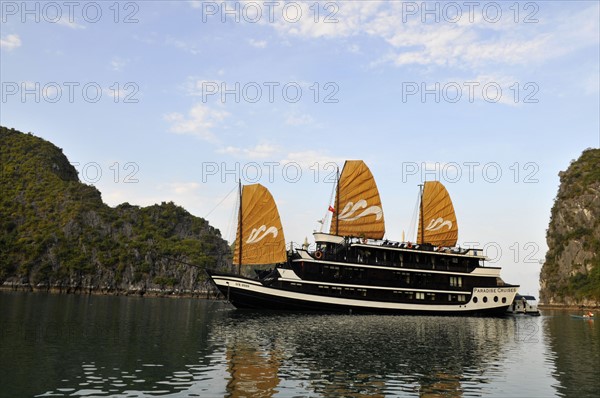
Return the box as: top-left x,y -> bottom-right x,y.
207,160 -> 519,315
506,294 -> 541,316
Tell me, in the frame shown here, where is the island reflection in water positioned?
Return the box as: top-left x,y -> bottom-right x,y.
543,310 -> 600,398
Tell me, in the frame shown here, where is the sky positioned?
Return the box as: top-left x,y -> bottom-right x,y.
1,0 -> 599,296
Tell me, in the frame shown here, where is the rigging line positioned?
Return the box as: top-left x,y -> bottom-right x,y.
204,184 -> 238,219
318,174 -> 337,232
225,191 -> 238,244
408,189 -> 420,243
155,254 -> 203,269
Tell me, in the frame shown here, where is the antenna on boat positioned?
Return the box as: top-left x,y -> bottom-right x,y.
418,183 -> 424,245
238,179 -> 242,275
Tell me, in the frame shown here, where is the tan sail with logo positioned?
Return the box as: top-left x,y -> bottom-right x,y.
233,184 -> 286,265
330,160 -> 385,239
417,181 -> 458,247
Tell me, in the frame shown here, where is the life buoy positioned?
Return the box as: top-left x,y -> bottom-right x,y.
315,250 -> 323,259
407,242 -> 412,249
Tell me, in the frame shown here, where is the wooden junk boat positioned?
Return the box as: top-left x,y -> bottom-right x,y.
207,160 -> 519,315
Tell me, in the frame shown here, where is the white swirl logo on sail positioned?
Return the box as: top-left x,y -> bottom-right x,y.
338,199 -> 382,222
246,225 -> 278,244
426,217 -> 452,231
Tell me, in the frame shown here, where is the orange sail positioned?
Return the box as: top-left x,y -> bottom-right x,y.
330,160 -> 385,239
233,184 -> 286,265
417,181 -> 458,247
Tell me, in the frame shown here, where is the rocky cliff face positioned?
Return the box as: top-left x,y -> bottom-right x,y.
0,126 -> 232,295
539,148 -> 600,306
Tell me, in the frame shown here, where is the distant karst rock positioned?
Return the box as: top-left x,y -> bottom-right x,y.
539,148 -> 600,306
0,126 -> 231,295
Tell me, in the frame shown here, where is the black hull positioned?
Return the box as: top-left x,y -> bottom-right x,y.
207,270 -> 512,316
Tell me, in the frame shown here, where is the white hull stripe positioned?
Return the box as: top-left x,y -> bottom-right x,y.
278,277 -> 470,295
212,276 -> 517,312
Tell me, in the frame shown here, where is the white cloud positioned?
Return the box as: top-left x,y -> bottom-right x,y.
281,150 -> 345,170
110,57 -> 128,71
217,143 -> 280,159
285,112 -> 314,126
166,182 -> 201,195
248,38 -> 267,48
0,34 -> 21,51
266,1 -> 599,72
269,1 -> 382,38
164,104 -> 229,142
421,74 -> 527,106
57,18 -> 85,29
184,77 -> 223,97
187,0 -> 203,9
166,36 -> 200,55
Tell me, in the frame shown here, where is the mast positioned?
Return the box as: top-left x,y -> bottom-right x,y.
335,166 -> 340,235
238,179 -> 242,275
418,183 -> 424,245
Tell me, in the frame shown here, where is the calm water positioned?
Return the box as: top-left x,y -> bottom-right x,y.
1,292 -> 599,398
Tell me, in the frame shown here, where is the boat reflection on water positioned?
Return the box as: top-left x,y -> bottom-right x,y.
225,340 -> 282,397
419,373 -> 462,398
216,312 -> 515,397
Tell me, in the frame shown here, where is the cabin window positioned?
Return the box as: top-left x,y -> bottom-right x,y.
357,288 -> 367,297
458,295 -> 466,302
402,272 -> 410,284
414,273 -> 428,286
393,271 -> 411,284
452,257 -> 458,264
346,267 -> 363,279
450,276 -> 462,287
426,293 -> 436,301
323,265 -> 340,279
416,292 -> 425,300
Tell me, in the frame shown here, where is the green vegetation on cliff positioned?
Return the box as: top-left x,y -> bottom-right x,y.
0,126 -> 231,293
540,148 -> 600,305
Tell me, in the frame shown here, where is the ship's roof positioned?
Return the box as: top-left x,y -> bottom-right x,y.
350,243 -> 489,260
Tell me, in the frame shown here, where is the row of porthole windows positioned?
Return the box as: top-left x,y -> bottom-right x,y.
472,296 -> 507,304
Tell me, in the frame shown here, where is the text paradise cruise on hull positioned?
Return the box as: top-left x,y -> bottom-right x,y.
207,160 -> 519,315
